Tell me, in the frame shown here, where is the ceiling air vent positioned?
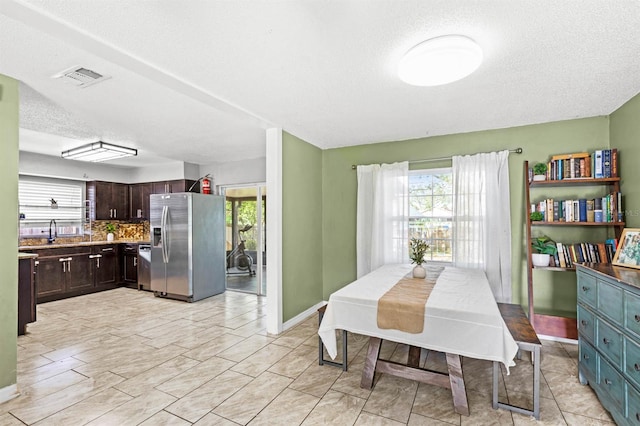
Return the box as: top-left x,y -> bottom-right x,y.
52,66 -> 111,88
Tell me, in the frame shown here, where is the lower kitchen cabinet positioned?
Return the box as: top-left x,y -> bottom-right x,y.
26,244 -> 122,303
122,243 -> 138,286
93,245 -> 119,286
18,254 -> 37,335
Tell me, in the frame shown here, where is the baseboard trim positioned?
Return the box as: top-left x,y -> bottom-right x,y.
282,301 -> 326,332
0,384 -> 19,405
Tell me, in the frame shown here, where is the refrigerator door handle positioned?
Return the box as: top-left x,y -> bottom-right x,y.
161,205 -> 169,264
165,207 -> 172,262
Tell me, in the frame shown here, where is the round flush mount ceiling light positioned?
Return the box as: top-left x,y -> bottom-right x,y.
398,35 -> 483,86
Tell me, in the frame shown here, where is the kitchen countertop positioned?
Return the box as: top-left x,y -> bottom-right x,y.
18,252 -> 39,259
19,240 -> 151,251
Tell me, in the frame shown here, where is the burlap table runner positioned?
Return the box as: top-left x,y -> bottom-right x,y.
376,275 -> 436,333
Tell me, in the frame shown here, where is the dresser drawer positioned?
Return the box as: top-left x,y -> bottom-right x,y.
597,355 -> 625,413
628,384 -> 640,424
579,339 -> 597,385
625,290 -> 640,338
598,278 -> 623,326
578,305 -> 596,344
577,270 -> 597,308
597,318 -> 623,367
625,336 -> 640,390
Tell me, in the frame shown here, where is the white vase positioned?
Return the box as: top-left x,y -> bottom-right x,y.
107,233 -> 114,242
532,253 -> 550,267
412,264 -> 426,279
533,174 -> 546,182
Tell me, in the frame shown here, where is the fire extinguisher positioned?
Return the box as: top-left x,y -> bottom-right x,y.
202,177 -> 211,194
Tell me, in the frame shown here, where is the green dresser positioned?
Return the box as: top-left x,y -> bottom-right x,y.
577,263 -> 640,425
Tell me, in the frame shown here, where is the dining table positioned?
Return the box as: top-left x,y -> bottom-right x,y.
318,263 -> 519,416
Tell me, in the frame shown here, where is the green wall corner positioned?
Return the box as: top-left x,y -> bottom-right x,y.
0,74 -> 19,394
281,132 -> 323,321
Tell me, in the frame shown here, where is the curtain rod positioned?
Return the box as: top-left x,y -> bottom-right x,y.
351,147 -> 523,170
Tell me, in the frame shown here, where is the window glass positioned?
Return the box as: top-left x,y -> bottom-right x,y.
19,176 -> 86,237
409,169 -> 453,262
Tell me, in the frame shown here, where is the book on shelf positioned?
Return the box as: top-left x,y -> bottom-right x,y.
603,149 -> 612,178
594,150 -> 603,179
553,240 -> 618,268
532,193 -> 622,224
541,148 -> 619,181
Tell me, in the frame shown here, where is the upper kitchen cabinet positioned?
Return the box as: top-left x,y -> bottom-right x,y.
152,179 -> 198,194
129,183 -> 152,220
87,181 -> 129,220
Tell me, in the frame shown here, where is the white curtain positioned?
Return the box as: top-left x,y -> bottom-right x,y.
452,150 -> 512,302
356,161 -> 409,278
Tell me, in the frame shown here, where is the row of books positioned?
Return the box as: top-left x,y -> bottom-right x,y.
550,240 -> 618,268
544,149 -> 619,180
532,192 -> 623,223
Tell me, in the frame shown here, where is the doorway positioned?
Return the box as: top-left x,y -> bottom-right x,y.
221,184 -> 266,295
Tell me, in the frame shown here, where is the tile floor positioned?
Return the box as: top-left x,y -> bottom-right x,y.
1,288 -> 614,425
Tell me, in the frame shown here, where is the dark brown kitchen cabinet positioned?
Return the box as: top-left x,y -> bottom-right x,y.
152,179 -> 198,194
18,255 -> 37,335
33,246 -> 93,302
122,244 -> 138,286
129,183 -> 152,219
93,245 -> 119,286
87,181 -> 129,220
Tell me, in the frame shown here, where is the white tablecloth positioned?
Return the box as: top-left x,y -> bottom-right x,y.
318,264 -> 519,370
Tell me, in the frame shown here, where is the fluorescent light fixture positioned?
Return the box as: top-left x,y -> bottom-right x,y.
61,141 -> 137,162
398,35 -> 483,86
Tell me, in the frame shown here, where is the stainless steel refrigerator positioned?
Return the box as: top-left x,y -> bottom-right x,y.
150,192 -> 225,302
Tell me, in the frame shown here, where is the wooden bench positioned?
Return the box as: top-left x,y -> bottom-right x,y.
318,305 -> 348,371
493,303 -> 542,420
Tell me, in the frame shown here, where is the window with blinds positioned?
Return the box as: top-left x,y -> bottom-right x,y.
19,176 -> 86,237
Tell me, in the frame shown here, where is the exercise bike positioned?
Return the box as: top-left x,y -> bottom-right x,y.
226,224 -> 256,277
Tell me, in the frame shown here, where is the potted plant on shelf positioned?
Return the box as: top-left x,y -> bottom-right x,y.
532,163 -> 548,181
105,222 -> 116,242
530,211 -> 544,222
409,237 -> 429,278
531,235 -> 557,267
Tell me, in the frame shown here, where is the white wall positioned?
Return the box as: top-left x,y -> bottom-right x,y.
204,157 -> 266,192
20,151 -> 199,183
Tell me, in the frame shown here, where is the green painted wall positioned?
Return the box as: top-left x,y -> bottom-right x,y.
282,132 -> 323,322
0,74 -> 19,392
610,92 -> 640,228
321,117 -> 610,318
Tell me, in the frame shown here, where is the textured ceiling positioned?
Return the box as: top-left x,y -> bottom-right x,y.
2,0 -> 640,167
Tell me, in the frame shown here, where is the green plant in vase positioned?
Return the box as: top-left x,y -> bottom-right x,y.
532,163 -> 547,181
409,238 -> 429,278
105,222 -> 116,242
531,235 -> 557,267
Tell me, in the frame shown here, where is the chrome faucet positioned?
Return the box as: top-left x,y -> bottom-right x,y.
48,219 -> 57,244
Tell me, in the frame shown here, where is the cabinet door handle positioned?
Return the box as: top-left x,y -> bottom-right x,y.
133,257 -> 137,267
102,248 -> 114,252
96,258 -> 100,268
114,209 -> 117,218
604,378 -> 612,385
67,260 -> 71,272
635,314 -> 640,322
602,337 -> 610,345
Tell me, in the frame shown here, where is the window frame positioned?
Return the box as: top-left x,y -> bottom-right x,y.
408,167 -> 453,264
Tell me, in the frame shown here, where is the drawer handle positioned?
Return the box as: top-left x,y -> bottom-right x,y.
580,320 -> 588,326
636,413 -> 640,421
635,363 -> 640,372
582,354 -> 589,360
635,314 -> 640,322
604,378 -> 612,385
602,338 -> 610,345
582,286 -> 589,292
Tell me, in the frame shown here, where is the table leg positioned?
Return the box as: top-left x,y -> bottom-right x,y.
408,346 -> 421,368
446,353 -> 469,416
361,337 -> 382,389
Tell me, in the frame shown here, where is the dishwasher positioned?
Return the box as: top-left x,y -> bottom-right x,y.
138,244 -> 151,290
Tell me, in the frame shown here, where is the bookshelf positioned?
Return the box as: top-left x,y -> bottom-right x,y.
523,158 -> 624,339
